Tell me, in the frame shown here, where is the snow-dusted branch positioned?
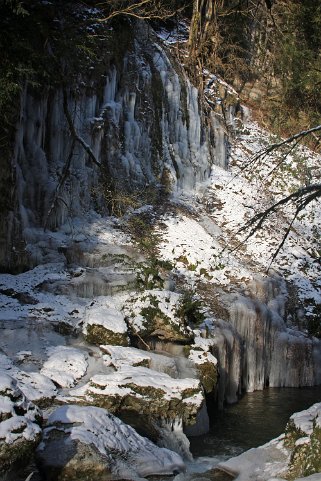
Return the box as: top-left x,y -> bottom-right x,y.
237,125 -> 321,178
232,183 -> 321,268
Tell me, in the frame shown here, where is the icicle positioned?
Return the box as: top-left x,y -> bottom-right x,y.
155,417 -> 193,461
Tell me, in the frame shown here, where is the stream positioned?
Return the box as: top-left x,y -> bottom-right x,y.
187,385 -> 321,476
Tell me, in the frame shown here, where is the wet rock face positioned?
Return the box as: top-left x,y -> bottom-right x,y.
37,431 -> 112,481
0,373 -> 42,475
37,405 -> 186,480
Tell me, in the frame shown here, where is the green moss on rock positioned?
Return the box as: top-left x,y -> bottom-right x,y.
85,324 -> 128,347
197,361 -> 218,394
284,419 -> 307,449
0,435 -> 41,475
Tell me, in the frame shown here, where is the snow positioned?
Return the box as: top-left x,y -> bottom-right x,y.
188,349 -> 217,366
218,403 -> 321,481
0,353 -> 57,403
83,297 -> 128,334
217,435 -> 290,481
44,405 -> 186,478
67,365 -> 203,406
124,289 -> 191,335
0,373 -> 42,445
206,120 -> 321,304
100,344 -> 199,381
157,213 -> 253,287
100,345 -> 151,369
154,20 -> 189,45
0,416 -> 41,444
40,346 -> 88,388
290,402 -> 321,435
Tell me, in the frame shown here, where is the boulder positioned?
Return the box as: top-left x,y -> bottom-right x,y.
124,290 -> 193,343
40,346 -> 88,388
0,373 -> 42,474
37,405 -> 185,480
63,365 -> 203,424
83,298 -> 129,346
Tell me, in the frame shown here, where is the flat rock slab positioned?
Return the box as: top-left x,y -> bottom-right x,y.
63,365 -> 203,423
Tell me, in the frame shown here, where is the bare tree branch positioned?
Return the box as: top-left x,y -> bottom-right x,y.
98,0 -> 181,22
230,183 -> 321,267
44,139 -> 76,231
62,88 -> 101,168
236,125 -> 321,179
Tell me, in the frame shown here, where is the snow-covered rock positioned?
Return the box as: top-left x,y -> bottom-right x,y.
100,345 -> 151,368
37,405 -> 185,480
0,373 -> 42,474
63,365 -> 203,424
124,290 -> 193,343
217,402 -> 321,481
217,435 -> 290,481
0,353 -> 57,405
83,297 -> 129,346
40,346 -> 88,388
188,348 -> 218,394
101,344 -> 199,380
284,403 -> 321,479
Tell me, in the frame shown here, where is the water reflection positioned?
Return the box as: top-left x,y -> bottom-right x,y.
190,386 -> 321,458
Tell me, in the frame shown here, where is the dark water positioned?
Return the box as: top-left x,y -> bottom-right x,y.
189,386 -> 321,459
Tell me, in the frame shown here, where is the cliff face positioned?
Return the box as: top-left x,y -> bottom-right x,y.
0,19 -> 231,273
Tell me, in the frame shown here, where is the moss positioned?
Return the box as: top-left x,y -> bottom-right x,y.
85,324 -> 128,347
136,264 -> 164,290
0,435 -> 40,475
140,305 -> 166,324
126,214 -> 161,255
188,263 -> 197,272
199,267 -> 213,280
126,383 -> 166,399
176,255 -> 189,265
131,298 -> 192,343
132,359 -> 150,368
160,168 -> 173,196
197,361 -> 218,394
175,290 -> 206,327
183,345 -> 192,357
136,256 -> 174,290
303,425 -> 321,476
181,386 -> 201,399
53,321 -> 75,336
286,422 -> 321,480
284,419 -> 307,449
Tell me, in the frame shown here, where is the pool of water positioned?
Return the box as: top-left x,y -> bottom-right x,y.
189,386 -> 321,459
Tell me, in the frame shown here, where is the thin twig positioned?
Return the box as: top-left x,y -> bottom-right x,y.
62,88 -> 101,168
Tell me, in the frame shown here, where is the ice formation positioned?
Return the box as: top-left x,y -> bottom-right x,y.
0,10 -> 319,480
